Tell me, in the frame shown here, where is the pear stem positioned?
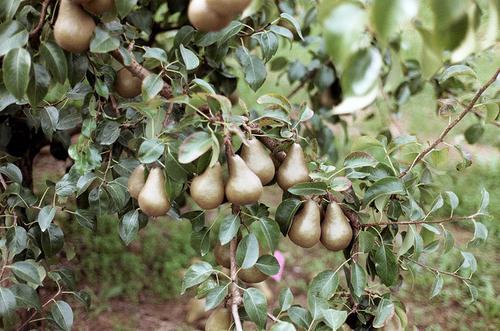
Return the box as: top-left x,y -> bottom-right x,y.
399,67 -> 499,178
29,0 -> 52,40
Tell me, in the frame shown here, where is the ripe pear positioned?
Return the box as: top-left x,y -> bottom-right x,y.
288,199 -> 321,248
205,308 -> 232,331
276,143 -> 310,191
225,155 -> 263,205
190,162 -> 225,209
320,202 -> 353,251
83,0 -> 114,15
115,68 -> 142,98
241,138 -> 275,185
214,242 -> 231,268
188,0 -> 233,32
54,0 -> 96,53
138,167 -> 170,217
238,266 -> 268,284
206,0 -> 251,15
127,164 -> 145,199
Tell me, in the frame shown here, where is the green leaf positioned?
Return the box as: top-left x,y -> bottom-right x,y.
307,295 -> 328,320
37,206 -> 56,232
373,244 -> 398,286
236,234 -> 259,269
179,44 -> 199,70
0,163 -> 22,183
204,285 -> 228,311
350,262 -> 366,298
28,64 -> 51,107
236,47 -> 267,91
6,226 -> 27,258
3,48 -> 31,100
363,177 -> 405,207
0,0 -> 20,20
8,261 -> 42,285
464,123 -> 484,144
371,0 -> 418,43
255,255 -> 280,276
96,120 -> 121,145
138,139 -> 164,163
191,78 -> 216,94
459,251 -> 477,274
0,287 -> 16,316
439,64 -> 477,83
280,13 -> 304,40
288,306 -> 311,329
116,0 -> 137,17
41,42 -> 68,84
270,322 -> 297,331
275,198 -> 302,235
323,309 -> 348,330
50,300 -> 73,331
178,132 -> 212,164
478,188 -> 489,214
40,106 -> 59,139
288,182 -> 327,196
41,224 -> 65,258
10,284 -> 41,311
468,221 -> 488,247
243,288 -> 268,329
308,270 -> 339,300
398,227 -> 415,257
253,31 -> 279,62
430,274 -> 443,299
0,21 -> 28,57
344,151 -> 378,169
250,217 -> 281,252
90,27 -> 120,53
358,230 -> 376,253
119,210 -> 139,245
372,298 -> 395,328
142,73 -> 164,100
278,288 -> 293,311
341,47 -> 382,97
218,214 -> 240,245
181,262 -> 213,294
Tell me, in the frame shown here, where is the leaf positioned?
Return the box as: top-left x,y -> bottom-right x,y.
439,64 -> 477,83
398,227 -> 415,257
459,251 -> 477,274
0,21 -> 28,56
253,31 -> 279,62
0,163 -> 22,183
3,48 -> 31,100
308,270 -> 339,300
468,221 -> 488,247
96,121 -> 121,145
288,306 -> 311,329
478,188 -> 489,214
142,73 -> 164,100
243,288 -> 267,329
90,27 -> 120,53
236,47 -> 267,91
8,261 -> 42,285
204,285 -> 228,311
428,194 -> 444,215
41,106 -> 59,139
372,298 -> 395,328
270,322 -> 297,331
374,244 -> 398,286
179,44 -> 199,70
178,132 -> 212,164
28,64 -> 51,107
464,123 -> 484,144
191,78 -> 216,94
363,177 -> 405,207
119,210 -> 139,245
236,234 -> 259,269
275,198 -> 302,235
181,262 -> 213,294
323,309 -> 348,330
430,274 -> 444,299
288,182 -> 327,196
358,231 -> 376,253
344,151 -> 377,169
278,288 -> 293,311
6,226 -> 27,258
280,13 -> 304,40
341,47 -> 382,97
371,0 -> 418,43
50,300 -> 73,331
41,42 -> 68,84
250,217 -> 281,252
0,287 -> 16,316
41,224 -> 65,258
350,263 -> 366,298
218,214 -> 240,245
37,206 -> 56,232
116,0 -> 138,18
10,284 -> 41,311
255,255 -> 280,276
138,139 -> 164,163
307,295 -> 328,320
0,0 -> 21,20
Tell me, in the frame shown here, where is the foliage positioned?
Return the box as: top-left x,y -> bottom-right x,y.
0,0 -> 498,330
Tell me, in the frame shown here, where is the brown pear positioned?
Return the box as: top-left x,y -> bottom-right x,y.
225,155 -> 263,205
186,298 -> 207,324
127,164 -> 145,199
188,0 -> 233,32
320,202 -> 353,251
205,308 -> 232,331
83,0 -> 114,15
238,266 -> 268,284
138,167 -> 170,217
206,0 -> 252,15
288,199 -> 321,248
54,0 -> 96,53
276,143 -> 310,191
115,68 -> 142,98
190,162 -> 225,209
214,242 -> 231,268
241,138 -> 275,185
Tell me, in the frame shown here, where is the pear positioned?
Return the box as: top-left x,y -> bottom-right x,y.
115,68 -> 142,98
225,155 -> 263,205
191,162 -> 225,209
138,167 -> 170,217
205,308 -> 232,331
83,0 -> 114,15
241,138 -> 275,185
288,199 -> 321,248
188,0 -> 233,32
214,242 -> 231,268
186,298 -> 207,324
127,164 -> 145,199
206,0 -> 251,15
320,202 -> 353,251
238,266 -> 268,284
276,143 -> 310,191
54,0 -> 96,53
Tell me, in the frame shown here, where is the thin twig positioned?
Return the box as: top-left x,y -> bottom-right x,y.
29,0 -> 51,39
399,68 -> 500,178
17,285 -> 62,331
229,232 -> 243,331
0,174 -> 7,190
361,214 -> 479,228
403,256 -> 470,282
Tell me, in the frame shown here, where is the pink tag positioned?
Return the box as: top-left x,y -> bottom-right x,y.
271,250 -> 285,281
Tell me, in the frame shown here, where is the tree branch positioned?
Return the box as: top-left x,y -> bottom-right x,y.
361,214 -> 479,228
399,67 -> 499,178
29,0 -> 51,40
403,257 -> 470,282
229,206 -> 243,331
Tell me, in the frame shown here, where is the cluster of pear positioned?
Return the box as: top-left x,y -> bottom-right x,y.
188,0 -> 251,32
54,0 -> 114,53
127,165 -> 171,217
289,199 -> 353,251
